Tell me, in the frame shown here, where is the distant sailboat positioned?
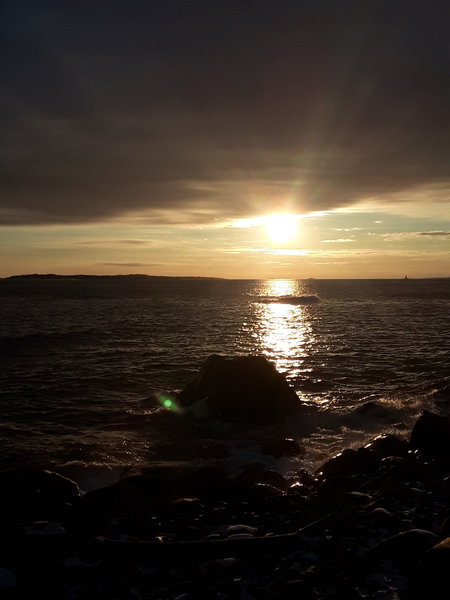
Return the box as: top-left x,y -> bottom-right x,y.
404,275 -> 408,280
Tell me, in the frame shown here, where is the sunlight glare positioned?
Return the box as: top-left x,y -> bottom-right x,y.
264,214 -> 297,244
266,279 -> 296,297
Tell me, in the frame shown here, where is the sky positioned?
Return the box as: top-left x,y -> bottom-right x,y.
1,0 -> 449,278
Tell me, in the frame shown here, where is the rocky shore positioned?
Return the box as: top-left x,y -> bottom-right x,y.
2,358 -> 450,599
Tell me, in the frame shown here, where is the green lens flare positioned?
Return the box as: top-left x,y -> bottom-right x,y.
157,394 -> 178,412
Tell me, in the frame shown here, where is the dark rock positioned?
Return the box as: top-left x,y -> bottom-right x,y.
123,463 -> 232,506
262,438 -> 303,459
342,491 -> 373,505
235,464 -> 267,489
317,448 -> 379,481
25,470 -> 80,503
365,434 -> 409,459
226,524 -> 258,535
263,470 -> 289,492
353,401 -> 394,420
0,469 -> 79,527
408,537 -> 450,599
247,482 -> 283,499
122,468 -> 186,507
437,516 -> 450,540
179,354 -> 301,424
369,529 -> 437,564
328,582 -> 364,600
67,480 -> 151,535
189,464 -> 232,500
410,410 -> 450,461
297,469 -> 318,489
198,443 -> 231,459
0,568 -> 18,591
367,507 -> 395,524
167,497 -> 203,521
381,456 -> 436,484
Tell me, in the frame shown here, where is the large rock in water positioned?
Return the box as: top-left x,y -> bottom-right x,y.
179,355 -> 301,424
410,410 -> 450,461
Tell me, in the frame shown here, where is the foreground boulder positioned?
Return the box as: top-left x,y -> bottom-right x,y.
262,438 -> 303,459
179,355 -> 301,424
407,537 -> 450,599
0,469 -> 79,528
67,480 -> 151,535
317,448 -> 378,481
364,434 -> 409,460
369,529 -> 438,564
410,410 -> 450,461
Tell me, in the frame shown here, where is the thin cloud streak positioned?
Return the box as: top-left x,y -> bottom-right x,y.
382,231 -> 450,241
99,262 -> 163,267
321,238 -> 355,243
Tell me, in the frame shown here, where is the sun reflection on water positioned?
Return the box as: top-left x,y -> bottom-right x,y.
256,280 -> 314,382
266,279 -> 296,297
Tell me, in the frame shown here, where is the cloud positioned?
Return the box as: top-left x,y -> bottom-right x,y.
0,1 -> 448,226
333,228 -> 364,232
321,238 -> 356,243
99,262 -> 163,267
78,239 -> 153,246
259,261 -> 294,266
382,231 -> 450,241
417,231 -> 450,237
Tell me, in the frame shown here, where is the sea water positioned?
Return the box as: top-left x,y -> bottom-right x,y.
1,277 -> 449,489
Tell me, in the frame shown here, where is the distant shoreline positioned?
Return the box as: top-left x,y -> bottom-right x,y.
2,274 -> 449,281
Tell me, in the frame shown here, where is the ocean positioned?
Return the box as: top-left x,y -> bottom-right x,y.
1,276 -> 449,490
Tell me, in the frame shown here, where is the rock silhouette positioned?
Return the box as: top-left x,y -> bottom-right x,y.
179,354 -> 301,424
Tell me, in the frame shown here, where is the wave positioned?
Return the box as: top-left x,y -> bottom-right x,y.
255,295 -> 320,305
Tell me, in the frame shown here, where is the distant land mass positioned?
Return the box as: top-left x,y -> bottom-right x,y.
0,273 -> 230,299
4,274 -> 225,280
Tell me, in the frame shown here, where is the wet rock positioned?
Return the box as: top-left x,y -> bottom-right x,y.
410,410 -> 450,461
367,507 -> 395,525
317,448 -> 379,481
408,537 -> 450,599
365,434 -> 409,460
353,401 -> 394,421
342,491 -> 373,505
179,354 -> 301,424
262,438 -> 303,459
226,524 -> 258,535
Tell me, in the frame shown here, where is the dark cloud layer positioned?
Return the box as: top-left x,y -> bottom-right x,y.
1,0 -> 449,225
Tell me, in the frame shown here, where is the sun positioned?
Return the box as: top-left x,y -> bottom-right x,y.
264,213 -> 297,244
